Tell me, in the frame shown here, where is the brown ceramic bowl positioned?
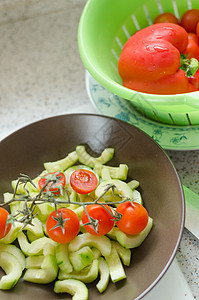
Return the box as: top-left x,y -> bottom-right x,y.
0,114 -> 185,299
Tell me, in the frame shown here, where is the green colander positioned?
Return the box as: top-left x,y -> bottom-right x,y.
78,0 -> 199,126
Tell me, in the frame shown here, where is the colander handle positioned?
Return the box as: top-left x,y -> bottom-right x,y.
183,185 -> 199,239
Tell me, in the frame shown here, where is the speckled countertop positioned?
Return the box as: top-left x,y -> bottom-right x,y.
0,0 -> 198,299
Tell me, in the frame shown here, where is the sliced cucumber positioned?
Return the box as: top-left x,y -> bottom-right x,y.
0,244 -> 25,270
0,251 -> 22,289
26,255 -> 44,268
44,151 -> 78,172
127,179 -> 140,190
96,257 -> 110,293
11,171 -> 45,194
58,259 -> 99,283
18,233 -> 58,256
0,221 -> 23,244
25,217 -> 44,239
23,254 -> 58,284
94,163 -> 128,180
92,247 -> 101,259
36,202 -> 55,222
27,236 -> 58,256
18,231 -> 31,256
105,243 -> 126,283
76,145 -> 114,168
111,241 -> 131,266
101,167 -> 111,180
132,189 -> 143,205
68,233 -> 111,257
55,244 -> 73,273
115,217 -> 153,249
43,242 -> 56,256
69,246 -> 94,272
95,179 -> 134,202
54,279 -> 88,300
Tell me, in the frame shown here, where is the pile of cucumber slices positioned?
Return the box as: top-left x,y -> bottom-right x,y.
0,146 -> 153,300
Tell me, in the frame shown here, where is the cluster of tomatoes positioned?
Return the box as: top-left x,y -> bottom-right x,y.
154,9 -> 199,89
0,169 -> 149,245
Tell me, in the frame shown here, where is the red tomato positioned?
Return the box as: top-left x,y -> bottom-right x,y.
196,22 -> 199,37
38,171 -> 66,194
189,69 -> 199,90
188,33 -> 199,44
180,9 -> 199,33
0,207 -> 11,239
46,208 -> 79,243
154,12 -> 179,24
182,38 -> 199,60
70,169 -> 98,194
82,204 -> 114,236
116,201 -> 148,235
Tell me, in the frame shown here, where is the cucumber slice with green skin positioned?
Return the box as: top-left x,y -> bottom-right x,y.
44,151 -> 78,172
0,221 -> 23,244
26,255 -> 44,269
69,246 -> 94,272
105,244 -> 126,283
127,179 -> 140,190
25,217 -> 44,238
92,247 -> 101,259
26,231 -> 40,242
101,167 -> 111,180
0,244 -> 25,270
68,233 -> 111,257
114,217 -> 153,249
94,163 -> 128,180
55,244 -> 73,274
18,233 -> 58,256
54,279 -> 88,300
95,179 -> 134,200
43,242 -> 55,256
111,241 -> 131,266
58,259 -> 99,283
0,251 -> 22,290
11,171 -> 46,195
18,231 -> 30,256
27,237 -> 58,256
76,145 -> 114,168
96,257 -> 110,293
132,189 -> 143,205
36,202 -> 55,222
23,254 -> 58,284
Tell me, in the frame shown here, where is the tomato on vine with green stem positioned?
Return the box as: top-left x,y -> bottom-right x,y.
82,204 -> 115,236
46,208 -> 80,243
38,171 -> 66,195
116,201 -> 148,235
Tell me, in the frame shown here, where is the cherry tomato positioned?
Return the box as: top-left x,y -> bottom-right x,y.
116,201 -> 148,235
82,204 -> 114,236
188,33 -> 199,44
38,171 -> 66,194
154,12 -> 179,24
70,169 -> 98,194
180,9 -> 199,33
182,38 -> 199,60
46,208 -> 79,243
0,207 -> 11,239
